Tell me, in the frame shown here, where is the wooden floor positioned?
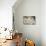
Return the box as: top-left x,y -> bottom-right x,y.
0,39 -> 16,46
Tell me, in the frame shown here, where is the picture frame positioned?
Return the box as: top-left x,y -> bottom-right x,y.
23,16 -> 36,25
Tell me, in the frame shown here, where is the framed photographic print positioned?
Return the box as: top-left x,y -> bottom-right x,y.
23,16 -> 36,25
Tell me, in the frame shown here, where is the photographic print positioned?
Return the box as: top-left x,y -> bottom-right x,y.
23,16 -> 36,25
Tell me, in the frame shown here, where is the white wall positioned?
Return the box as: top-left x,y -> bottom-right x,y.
13,0 -> 41,46
0,0 -> 16,30
41,0 -> 46,46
